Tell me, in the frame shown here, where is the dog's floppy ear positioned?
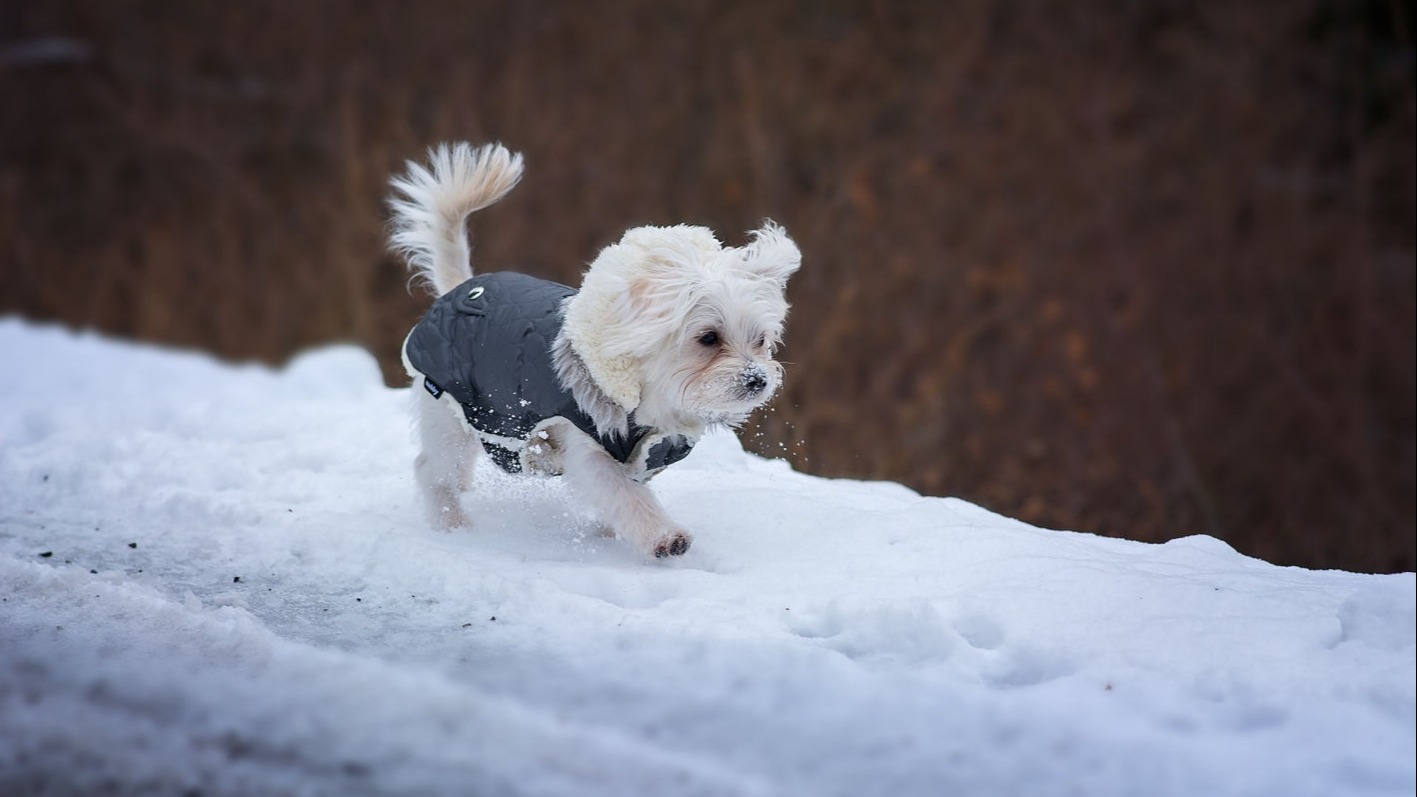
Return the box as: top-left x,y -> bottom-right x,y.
613,225 -> 723,335
737,220 -> 801,285
621,225 -> 722,279
561,225 -> 723,416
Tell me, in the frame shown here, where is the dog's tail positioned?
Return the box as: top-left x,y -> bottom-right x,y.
388,142 -> 524,297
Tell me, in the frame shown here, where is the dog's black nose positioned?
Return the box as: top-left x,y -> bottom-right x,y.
741,369 -> 768,396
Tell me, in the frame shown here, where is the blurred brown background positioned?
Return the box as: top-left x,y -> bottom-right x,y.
2,1 -> 1413,572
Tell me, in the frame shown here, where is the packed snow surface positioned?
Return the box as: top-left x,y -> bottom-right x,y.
1,318 -> 1413,797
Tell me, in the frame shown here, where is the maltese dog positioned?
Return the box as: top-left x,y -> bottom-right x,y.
388,142 -> 800,558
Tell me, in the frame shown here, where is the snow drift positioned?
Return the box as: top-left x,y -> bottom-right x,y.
1,318 -> 1412,797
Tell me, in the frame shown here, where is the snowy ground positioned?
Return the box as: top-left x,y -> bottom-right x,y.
0,317 -> 1412,797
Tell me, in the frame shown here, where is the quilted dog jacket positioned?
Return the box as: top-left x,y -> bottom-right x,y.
403,272 -> 695,480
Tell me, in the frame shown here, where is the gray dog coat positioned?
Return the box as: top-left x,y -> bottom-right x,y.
403,272 -> 695,481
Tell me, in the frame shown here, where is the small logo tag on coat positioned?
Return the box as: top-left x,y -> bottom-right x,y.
423,377 -> 445,399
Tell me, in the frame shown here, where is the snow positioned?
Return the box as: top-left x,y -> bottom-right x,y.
1,316 -> 1412,797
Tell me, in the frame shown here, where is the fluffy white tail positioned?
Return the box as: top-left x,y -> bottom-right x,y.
388,142 -> 524,297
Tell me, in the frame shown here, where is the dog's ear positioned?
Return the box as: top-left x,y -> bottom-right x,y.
621,225 -> 722,276
615,225 -> 721,327
562,225 -> 724,415
737,221 -> 801,285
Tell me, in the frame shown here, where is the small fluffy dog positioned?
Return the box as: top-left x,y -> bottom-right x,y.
388,142 -> 800,558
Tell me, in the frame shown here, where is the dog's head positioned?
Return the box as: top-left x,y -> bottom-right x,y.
560,221 -> 800,435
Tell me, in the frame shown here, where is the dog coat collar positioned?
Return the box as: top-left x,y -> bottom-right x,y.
403,273 -> 696,482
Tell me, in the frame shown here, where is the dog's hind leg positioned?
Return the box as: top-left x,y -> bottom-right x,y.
412,392 -> 477,530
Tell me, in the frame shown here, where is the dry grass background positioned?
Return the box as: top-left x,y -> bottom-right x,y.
2,0 -> 1412,572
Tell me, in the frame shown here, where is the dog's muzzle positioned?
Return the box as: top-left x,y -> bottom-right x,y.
738,366 -> 769,399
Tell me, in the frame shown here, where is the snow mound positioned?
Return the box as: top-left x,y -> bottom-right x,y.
1,318 -> 1413,797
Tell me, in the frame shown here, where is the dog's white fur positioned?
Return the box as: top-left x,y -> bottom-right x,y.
389,142 -> 799,558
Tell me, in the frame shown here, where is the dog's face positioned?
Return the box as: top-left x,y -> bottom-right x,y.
563,222 -> 800,433
637,255 -> 789,426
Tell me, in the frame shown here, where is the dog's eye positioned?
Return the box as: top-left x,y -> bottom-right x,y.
697,330 -> 720,348
755,334 -> 768,349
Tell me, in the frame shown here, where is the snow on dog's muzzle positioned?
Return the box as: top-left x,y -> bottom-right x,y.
738,366 -> 769,398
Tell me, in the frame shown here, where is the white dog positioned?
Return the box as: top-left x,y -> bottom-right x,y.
388,142 -> 800,558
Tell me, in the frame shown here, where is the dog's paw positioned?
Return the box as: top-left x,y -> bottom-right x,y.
431,505 -> 470,531
521,428 -> 566,476
653,531 -> 693,558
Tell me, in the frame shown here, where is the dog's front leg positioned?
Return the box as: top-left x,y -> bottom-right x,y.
558,428 -> 692,558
